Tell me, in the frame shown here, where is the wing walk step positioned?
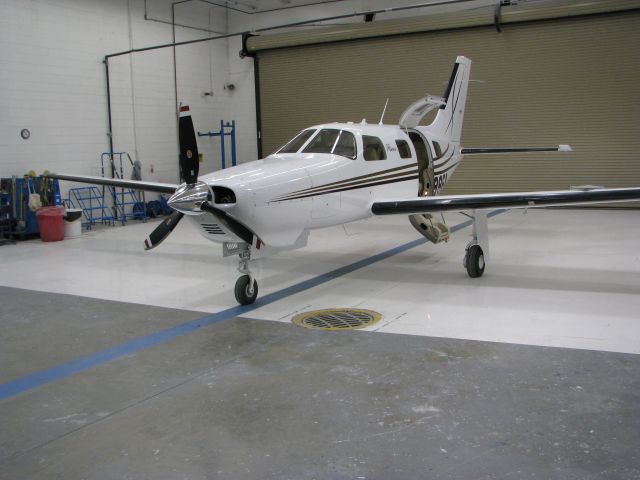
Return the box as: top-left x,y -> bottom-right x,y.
409,213 -> 450,244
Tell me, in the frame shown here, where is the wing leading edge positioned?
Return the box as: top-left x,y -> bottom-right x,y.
47,173 -> 178,194
371,187 -> 640,215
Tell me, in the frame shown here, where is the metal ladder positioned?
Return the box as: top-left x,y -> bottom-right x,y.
66,186 -> 115,229
100,152 -> 147,225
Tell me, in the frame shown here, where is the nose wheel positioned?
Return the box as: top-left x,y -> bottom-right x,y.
235,274 -> 258,305
235,248 -> 258,305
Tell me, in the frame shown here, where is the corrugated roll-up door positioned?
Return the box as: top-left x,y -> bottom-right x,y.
254,2 -> 640,195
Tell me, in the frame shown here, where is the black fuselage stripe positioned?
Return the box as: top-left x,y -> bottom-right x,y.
273,174 -> 419,201
434,162 -> 459,176
432,144 -> 451,163
433,149 -> 455,168
272,163 -> 415,200
276,169 -> 419,201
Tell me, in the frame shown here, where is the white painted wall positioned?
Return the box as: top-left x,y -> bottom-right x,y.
0,0 -> 237,201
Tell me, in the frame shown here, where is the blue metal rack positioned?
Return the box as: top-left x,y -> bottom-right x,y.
113,188 -> 147,225
5,176 -> 62,239
198,119 -> 237,169
0,189 -> 14,244
66,186 -> 115,229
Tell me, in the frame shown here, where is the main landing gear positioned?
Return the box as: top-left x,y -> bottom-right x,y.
235,248 -> 258,305
463,209 -> 489,279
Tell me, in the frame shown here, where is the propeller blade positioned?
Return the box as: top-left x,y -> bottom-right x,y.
200,202 -> 257,246
144,211 -> 184,250
179,105 -> 199,184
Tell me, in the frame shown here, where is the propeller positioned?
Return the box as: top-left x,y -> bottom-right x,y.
178,105 -> 199,184
199,203 -> 254,245
143,104 -> 262,251
144,211 -> 184,250
144,105 -> 199,250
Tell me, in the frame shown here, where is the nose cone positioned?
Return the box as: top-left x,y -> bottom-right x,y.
168,181 -> 210,215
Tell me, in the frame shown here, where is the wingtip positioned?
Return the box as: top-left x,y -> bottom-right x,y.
558,144 -> 573,152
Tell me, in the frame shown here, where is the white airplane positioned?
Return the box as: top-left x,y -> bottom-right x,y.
51,56 -> 640,305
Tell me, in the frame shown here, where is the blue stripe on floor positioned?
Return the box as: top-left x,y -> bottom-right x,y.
0,210 -> 505,400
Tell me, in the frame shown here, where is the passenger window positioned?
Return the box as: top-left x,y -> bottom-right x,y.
363,136 -> 387,161
278,129 -> 315,153
396,140 -> 412,159
303,129 -> 340,154
333,131 -> 357,159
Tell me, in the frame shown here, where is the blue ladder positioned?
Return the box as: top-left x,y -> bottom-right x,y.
67,186 -> 115,229
113,188 -> 147,225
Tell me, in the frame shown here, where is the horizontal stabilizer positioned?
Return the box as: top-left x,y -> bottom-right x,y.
47,173 -> 178,194
372,187 -> 640,215
461,145 -> 572,155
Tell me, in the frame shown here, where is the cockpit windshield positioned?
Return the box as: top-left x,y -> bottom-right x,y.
278,129 -> 316,153
303,129 -> 357,159
277,128 -> 357,159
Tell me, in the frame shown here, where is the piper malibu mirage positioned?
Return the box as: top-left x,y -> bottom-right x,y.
50,56 -> 640,305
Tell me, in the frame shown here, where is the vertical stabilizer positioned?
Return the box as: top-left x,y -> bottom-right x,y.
428,56 -> 471,143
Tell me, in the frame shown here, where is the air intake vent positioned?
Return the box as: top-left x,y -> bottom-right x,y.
202,223 -> 225,235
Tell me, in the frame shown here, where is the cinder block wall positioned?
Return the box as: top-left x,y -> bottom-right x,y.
0,0 -> 251,198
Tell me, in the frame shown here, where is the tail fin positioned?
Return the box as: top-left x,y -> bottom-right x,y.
428,56 -> 471,144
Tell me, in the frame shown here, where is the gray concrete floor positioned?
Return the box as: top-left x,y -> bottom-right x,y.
1,286 -> 639,480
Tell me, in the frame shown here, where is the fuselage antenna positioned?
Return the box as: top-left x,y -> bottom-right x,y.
378,98 -> 389,125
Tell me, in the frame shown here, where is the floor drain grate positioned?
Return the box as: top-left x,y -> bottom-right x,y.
292,308 -> 381,331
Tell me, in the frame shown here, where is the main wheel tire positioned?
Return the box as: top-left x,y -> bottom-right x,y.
465,244 -> 485,278
235,275 -> 258,305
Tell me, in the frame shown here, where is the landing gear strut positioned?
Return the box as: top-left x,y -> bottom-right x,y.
463,209 -> 489,278
235,248 -> 258,305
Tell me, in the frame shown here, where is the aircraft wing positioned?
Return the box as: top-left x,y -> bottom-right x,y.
47,173 -> 178,194
371,187 -> 640,215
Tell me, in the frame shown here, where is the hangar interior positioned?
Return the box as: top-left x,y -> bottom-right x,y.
1,0 -> 639,478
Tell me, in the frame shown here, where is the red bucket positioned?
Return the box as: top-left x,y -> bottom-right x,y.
36,206 -> 66,242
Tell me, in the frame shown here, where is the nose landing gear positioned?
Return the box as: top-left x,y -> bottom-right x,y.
235,248 -> 258,305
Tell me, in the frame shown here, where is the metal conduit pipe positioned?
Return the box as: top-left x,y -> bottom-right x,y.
196,0 -> 348,15
105,0 -> 481,60
144,0 -> 225,34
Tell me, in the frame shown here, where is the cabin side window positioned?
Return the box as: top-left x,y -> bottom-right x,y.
333,131 -> 357,159
396,140 -> 412,159
363,136 -> 387,161
303,129 -> 340,154
278,129 -> 316,153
